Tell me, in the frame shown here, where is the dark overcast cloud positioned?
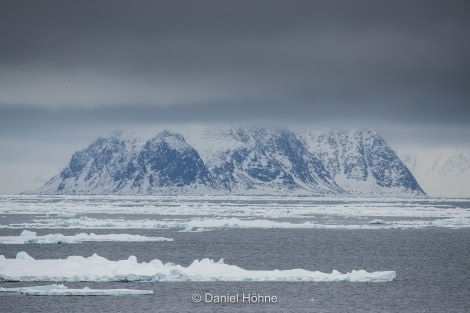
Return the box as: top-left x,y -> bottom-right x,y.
1,0 -> 470,193
0,0 -> 469,133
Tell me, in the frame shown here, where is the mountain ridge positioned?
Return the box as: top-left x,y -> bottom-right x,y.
35,128 -> 425,197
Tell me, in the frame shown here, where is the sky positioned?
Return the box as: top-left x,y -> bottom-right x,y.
0,0 -> 469,194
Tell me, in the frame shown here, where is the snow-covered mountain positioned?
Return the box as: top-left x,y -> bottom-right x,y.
187,128 -> 342,195
36,128 -> 425,197
398,147 -> 470,198
302,129 -> 424,196
39,130 -> 214,195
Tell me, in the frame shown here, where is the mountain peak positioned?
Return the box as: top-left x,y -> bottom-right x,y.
147,130 -> 192,153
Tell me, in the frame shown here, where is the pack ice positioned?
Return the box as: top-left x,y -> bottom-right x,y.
0,252 -> 396,283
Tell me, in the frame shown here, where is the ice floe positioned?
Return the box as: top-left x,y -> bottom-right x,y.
0,284 -> 153,296
0,252 -> 396,283
1,195 -> 469,229
368,219 -> 386,225
0,230 -> 173,244
1,195 -> 469,219
178,227 -> 210,232
5,215 -> 470,230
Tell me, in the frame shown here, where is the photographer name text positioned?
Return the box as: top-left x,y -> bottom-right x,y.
192,292 -> 278,304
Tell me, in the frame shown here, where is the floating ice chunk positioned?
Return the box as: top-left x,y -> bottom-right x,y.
16,251 -> 34,261
0,284 -> 67,293
0,231 -> 173,244
0,252 -> 396,283
0,284 -> 153,296
431,217 -> 470,227
20,230 -> 37,237
55,212 -> 76,218
369,219 -> 386,225
179,227 -> 210,232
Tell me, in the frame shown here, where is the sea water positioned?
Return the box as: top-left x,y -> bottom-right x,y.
0,196 -> 469,312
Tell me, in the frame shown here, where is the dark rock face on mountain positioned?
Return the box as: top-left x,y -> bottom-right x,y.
130,131 -> 212,191
52,134 -> 141,194
36,128 -> 425,196
207,128 -> 341,195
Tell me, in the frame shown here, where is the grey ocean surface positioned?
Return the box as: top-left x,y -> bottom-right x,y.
0,196 -> 469,313
1,228 -> 469,312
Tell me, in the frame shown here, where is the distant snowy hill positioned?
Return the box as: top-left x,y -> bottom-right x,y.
302,129 -> 424,196
398,148 -> 470,198
36,128 -> 425,197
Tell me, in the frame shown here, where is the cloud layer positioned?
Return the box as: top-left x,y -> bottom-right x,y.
1,0 -> 469,127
